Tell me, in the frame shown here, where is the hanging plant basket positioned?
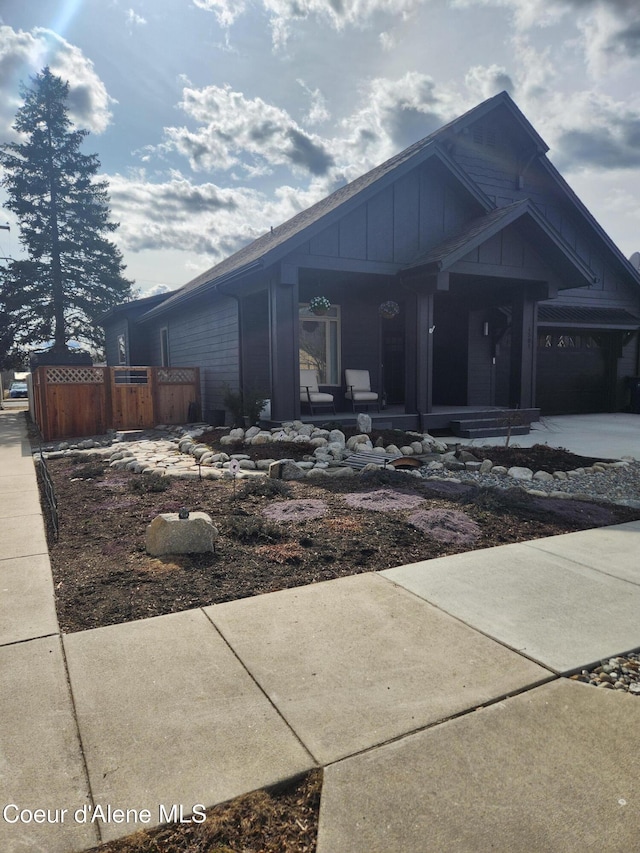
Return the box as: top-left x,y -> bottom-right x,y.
309,295 -> 331,316
379,300 -> 400,320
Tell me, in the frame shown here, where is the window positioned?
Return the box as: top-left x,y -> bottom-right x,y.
117,333 -> 127,365
299,304 -> 340,385
160,327 -> 170,367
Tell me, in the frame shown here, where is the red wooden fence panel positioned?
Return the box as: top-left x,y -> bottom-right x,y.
32,366 -> 201,440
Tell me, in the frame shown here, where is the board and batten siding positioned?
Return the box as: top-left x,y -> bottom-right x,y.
299,161 -> 482,268
145,295 -> 240,415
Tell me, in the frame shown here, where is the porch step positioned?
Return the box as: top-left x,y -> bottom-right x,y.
450,420 -> 532,439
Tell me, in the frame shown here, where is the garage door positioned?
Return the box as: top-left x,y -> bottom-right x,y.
536,330 -> 607,414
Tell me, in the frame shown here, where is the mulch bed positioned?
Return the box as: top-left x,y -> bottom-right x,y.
41,442 -> 640,635
34,431 -> 640,853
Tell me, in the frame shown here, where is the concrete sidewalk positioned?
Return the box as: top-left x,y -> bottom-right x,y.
445,411 -> 640,460
1,410 -> 639,852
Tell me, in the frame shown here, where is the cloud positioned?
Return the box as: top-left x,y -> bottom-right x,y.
453,0 -> 640,74
195,0 -> 425,47
0,25 -> 114,138
547,91 -> 640,171
340,72 -> 459,163
464,64 -> 514,101
192,0 -> 247,28
297,79 -> 330,125
125,9 -> 147,28
106,168 -> 345,287
155,82 -> 335,177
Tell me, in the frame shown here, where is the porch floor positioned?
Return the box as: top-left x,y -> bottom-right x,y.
265,406 -> 541,436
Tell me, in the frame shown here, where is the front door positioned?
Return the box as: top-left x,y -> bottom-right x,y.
381,313 -> 405,404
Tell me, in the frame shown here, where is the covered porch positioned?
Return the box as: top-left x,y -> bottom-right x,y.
235,199 -> 595,431
263,404 -> 540,438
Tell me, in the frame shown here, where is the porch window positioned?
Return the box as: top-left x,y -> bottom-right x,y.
299,304 -> 340,385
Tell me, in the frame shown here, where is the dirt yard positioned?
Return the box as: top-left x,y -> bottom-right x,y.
41,435 -> 638,634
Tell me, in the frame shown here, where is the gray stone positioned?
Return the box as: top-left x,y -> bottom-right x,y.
356,412 -> 372,433
480,459 -> 493,473
533,470 -> 554,482
507,466 -> 534,480
346,434 -> 371,451
328,429 -> 346,446
268,460 -> 305,480
145,512 -> 218,556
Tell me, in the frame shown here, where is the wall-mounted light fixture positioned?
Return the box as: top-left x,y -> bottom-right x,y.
483,321 -> 490,337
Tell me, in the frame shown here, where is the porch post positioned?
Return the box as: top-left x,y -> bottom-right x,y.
416,290 -> 435,413
509,288 -> 537,409
268,265 -> 299,421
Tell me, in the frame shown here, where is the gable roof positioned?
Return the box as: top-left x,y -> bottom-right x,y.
134,91 -> 639,323
139,93 -> 530,322
402,198 -> 598,290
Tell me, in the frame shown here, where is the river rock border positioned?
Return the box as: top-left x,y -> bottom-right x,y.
37,420 -> 640,508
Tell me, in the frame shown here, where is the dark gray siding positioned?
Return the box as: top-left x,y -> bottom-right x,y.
296,161 -> 484,268
144,294 -> 240,416
103,318 -> 128,366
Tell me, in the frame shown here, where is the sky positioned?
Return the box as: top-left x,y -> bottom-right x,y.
1,0 -> 640,297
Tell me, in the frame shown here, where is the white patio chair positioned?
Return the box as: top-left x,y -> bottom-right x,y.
300,369 -> 335,415
344,369 -> 380,412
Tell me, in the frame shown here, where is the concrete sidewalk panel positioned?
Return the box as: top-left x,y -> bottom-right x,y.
318,679 -> 640,853
0,636 -> 97,853
205,573 -> 549,766
0,554 -> 59,645
383,542 -> 640,673
0,484 -> 42,520
63,608 -> 315,843
0,513 -> 48,560
526,522 -> 640,586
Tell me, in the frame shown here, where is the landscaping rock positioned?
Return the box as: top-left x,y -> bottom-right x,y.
269,459 -> 305,480
328,429 -> 346,446
357,412 -> 372,433
145,512 -> 218,556
507,466 -> 534,480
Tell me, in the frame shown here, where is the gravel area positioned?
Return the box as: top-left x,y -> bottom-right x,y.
570,652 -> 640,696
424,459 -> 640,508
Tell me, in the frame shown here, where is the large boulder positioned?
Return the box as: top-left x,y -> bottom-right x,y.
145,512 -> 218,556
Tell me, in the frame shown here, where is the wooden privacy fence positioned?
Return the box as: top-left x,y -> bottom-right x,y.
32,365 -> 201,441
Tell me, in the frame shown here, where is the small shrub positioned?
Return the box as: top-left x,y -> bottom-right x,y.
359,467 -> 412,487
223,516 -> 284,543
129,474 -> 171,494
237,479 -> 292,500
70,462 -> 106,480
456,486 -> 535,515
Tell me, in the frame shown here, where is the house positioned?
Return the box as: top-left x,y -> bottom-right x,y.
101,91 -> 640,433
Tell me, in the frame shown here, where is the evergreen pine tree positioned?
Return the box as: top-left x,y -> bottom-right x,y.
0,67 -> 132,366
